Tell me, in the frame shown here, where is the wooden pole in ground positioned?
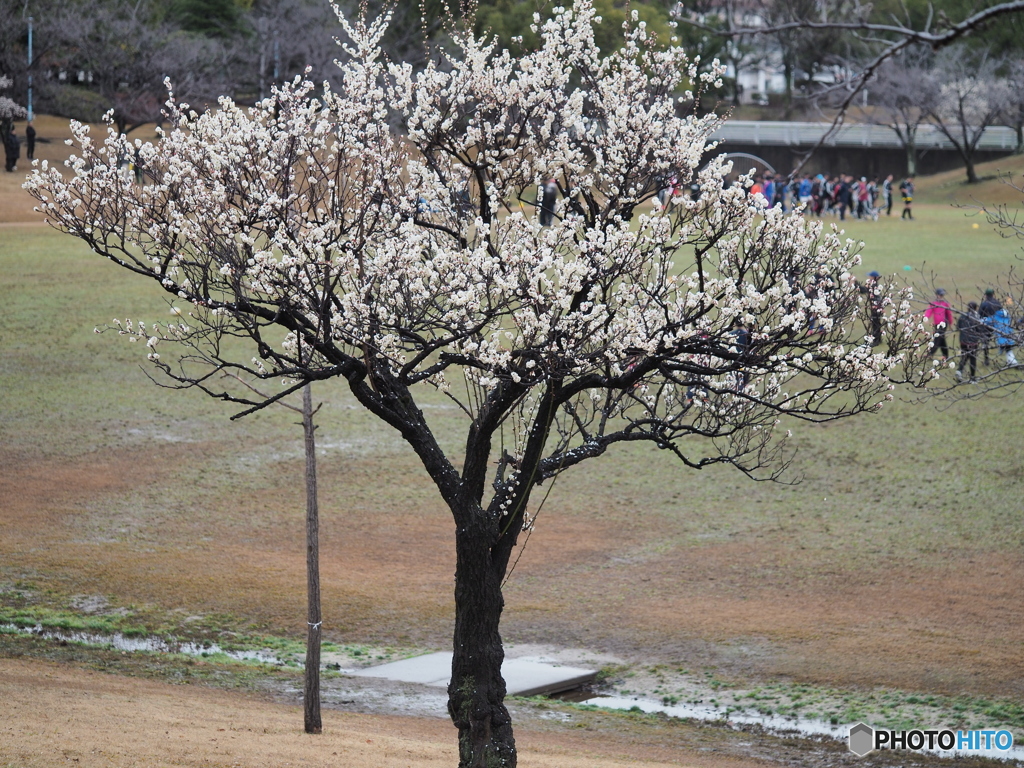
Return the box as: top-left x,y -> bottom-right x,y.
302,382 -> 322,734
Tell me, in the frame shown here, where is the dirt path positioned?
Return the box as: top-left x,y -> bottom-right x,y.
0,657 -> 769,768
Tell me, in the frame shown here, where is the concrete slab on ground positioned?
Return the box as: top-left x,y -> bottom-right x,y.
349,652 -> 596,697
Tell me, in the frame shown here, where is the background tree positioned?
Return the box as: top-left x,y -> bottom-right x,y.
718,0 -> 765,106
168,0 -> 244,38
26,3 -> 933,766
0,0 -> 29,98
45,0 -> 230,133
926,45 -> 1008,184
678,0 -> 1024,174
241,0 -> 379,100
858,52 -> 939,176
759,0 -> 862,111
1000,57 -> 1024,154
0,0 -> 68,120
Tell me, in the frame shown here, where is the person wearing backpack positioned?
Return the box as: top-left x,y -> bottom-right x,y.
978,288 -> 1001,366
955,301 -> 984,382
987,300 -> 1018,367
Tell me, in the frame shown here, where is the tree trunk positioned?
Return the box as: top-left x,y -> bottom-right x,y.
906,143 -> 917,177
1015,123 -> 1023,155
964,155 -> 978,184
783,58 -> 794,116
730,57 -> 741,107
448,517 -> 516,768
303,383 -> 323,735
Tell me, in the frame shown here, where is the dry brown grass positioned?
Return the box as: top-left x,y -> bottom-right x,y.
915,152 -> 1024,206
0,657 -> 773,768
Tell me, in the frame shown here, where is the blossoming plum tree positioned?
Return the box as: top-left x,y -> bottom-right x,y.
26,3 -> 933,765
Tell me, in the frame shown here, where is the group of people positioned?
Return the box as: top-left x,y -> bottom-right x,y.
539,171 -> 918,226
3,121 -> 34,172
861,274 -> 1018,380
745,172 -> 916,221
923,287 -> 1019,381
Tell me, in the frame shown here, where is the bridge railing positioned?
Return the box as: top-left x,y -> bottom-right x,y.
710,121 -> 1017,151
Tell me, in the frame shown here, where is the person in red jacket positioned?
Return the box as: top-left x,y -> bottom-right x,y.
924,288 -> 954,359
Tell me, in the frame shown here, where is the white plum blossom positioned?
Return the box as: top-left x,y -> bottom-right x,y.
23,3 -> 935,765
0,75 -> 28,130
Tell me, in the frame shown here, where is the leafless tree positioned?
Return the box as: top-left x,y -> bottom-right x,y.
679,0 -> 1024,175
240,0 -> 438,105
1000,57 -> 1024,155
713,0 -> 766,106
925,46 -> 1008,184
758,0 -> 862,109
858,52 -> 939,176
244,0 -> 357,99
226,373 -> 325,735
44,0 -> 230,134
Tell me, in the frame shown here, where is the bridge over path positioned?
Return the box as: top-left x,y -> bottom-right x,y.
707,120 -> 1018,178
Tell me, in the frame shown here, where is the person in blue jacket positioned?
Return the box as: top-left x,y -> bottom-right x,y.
985,300 -> 1018,367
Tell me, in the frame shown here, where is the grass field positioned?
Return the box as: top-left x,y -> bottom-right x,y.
2,119 -> 1023,763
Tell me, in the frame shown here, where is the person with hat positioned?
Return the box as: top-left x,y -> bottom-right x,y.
978,288 -> 1001,366
860,271 -> 884,345
986,297 -> 1018,367
956,301 -> 984,382
924,288 -> 954,359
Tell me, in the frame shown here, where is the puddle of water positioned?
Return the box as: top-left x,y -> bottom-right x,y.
5,622 -> 1021,762
582,696 -> 1024,762
313,684 -> 450,718
3,624 -> 284,665
550,687 -> 599,703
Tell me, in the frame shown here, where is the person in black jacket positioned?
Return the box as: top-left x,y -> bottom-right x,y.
978,288 -> 1001,366
539,178 -> 557,226
837,175 -> 852,221
4,126 -> 19,172
956,301 -> 984,381
899,176 -> 915,219
25,121 -> 36,160
860,270 -> 884,345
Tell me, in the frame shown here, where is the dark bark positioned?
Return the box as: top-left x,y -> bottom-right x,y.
963,152 -> 978,184
905,143 -> 917,176
448,514 -> 516,768
444,384 -> 557,768
302,383 -> 322,735
962,158 -> 978,184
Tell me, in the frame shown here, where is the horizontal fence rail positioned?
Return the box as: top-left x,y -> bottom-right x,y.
710,121 -> 1018,151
